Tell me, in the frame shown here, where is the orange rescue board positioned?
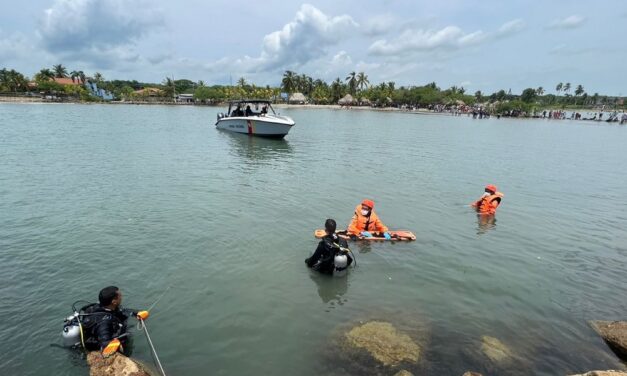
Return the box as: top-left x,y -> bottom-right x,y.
314,229 -> 416,241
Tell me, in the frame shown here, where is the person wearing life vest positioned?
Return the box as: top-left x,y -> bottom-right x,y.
306,219 -> 353,274
79,286 -> 149,355
472,184 -> 504,215
347,199 -> 391,239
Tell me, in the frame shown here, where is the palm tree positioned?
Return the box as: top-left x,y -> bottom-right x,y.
563,82 -> 571,94
356,72 -> 370,92
78,71 -> 86,84
475,90 -> 483,102
198,80 -> 205,87
331,78 -> 344,102
556,82 -> 563,95
162,77 -> 175,98
35,68 -> 55,82
536,87 -> 545,96
93,72 -> 104,83
1,69 -> 27,92
53,64 -> 68,78
70,70 -> 80,83
387,81 -> 395,95
345,72 -> 357,95
237,77 -> 247,87
281,70 -> 296,96
575,84 -> 584,96
301,74 -> 313,95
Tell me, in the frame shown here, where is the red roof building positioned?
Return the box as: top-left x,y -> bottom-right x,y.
53,77 -> 83,86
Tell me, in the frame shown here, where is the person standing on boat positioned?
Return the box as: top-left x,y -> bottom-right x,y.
472,184 -> 504,215
347,199 -> 391,239
306,219 -> 353,274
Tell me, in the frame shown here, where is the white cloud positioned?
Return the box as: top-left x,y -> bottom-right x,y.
0,29 -> 32,61
498,19 -> 525,36
548,15 -> 586,29
196,4 -> 358,78
368,19 -> 525,57
37,0 -> 164,67
257,4 -> 358,70
331,51 -> 352,65
362,14 -> 396,36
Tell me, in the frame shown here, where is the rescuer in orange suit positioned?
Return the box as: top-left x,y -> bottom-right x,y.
347,199 -> 391,240
472,184 -> 504,215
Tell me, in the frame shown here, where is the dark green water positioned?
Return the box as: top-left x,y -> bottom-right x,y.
1,103 -> 626,375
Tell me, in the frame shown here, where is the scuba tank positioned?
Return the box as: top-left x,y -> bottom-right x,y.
62,312 -> 81,348
334,252 -> 349,277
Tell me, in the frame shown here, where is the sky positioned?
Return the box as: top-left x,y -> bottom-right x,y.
1,0 -> 626,95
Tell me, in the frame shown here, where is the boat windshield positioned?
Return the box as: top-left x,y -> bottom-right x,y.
227,101 -> 276,117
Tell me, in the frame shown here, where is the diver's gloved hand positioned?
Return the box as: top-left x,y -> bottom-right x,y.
383,232 -> 392,240
102,338 -> 121,358
361,231 -> 372,238
137,311 -> 149,320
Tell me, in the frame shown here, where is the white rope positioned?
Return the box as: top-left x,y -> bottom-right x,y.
139,320 -> 166,376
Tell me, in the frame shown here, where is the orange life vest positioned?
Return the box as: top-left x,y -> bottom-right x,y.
347,205 -> 389,235
473,192 -> 503,215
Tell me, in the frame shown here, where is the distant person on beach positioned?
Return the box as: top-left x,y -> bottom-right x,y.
306,219 -> 353,275
347,199 -> 391,239
472,185 -> 504,215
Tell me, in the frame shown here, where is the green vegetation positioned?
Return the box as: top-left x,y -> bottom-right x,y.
1,65 -> 625,112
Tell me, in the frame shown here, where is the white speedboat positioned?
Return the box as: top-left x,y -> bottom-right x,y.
216,100 -> 295,139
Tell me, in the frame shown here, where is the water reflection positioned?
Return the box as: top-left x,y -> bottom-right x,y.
221,131 -> 293,165
476,214 -> 497,235
308,272 -> 349,307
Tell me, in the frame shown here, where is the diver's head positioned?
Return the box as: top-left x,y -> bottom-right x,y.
324,218 -> 337,235
99,286 -> 122,309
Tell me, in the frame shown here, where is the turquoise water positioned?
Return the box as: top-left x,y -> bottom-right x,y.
1,103 -> 626,375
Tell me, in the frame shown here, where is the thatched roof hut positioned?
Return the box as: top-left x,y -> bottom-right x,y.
359,97 -> 371,106
338,94 -> 356,105
289,92 -> 307,104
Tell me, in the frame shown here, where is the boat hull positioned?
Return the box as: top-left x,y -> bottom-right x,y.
216,116 -> 294,138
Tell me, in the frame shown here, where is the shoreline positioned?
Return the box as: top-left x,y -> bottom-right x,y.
1,96 -> 624,123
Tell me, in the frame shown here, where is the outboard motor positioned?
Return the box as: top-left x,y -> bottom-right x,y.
62,312 -> 81,348
217,112 -> 226,121
334,253 -> 349,277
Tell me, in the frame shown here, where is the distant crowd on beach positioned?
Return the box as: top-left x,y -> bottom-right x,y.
542,110 -> 627,123
396,103 -> 627,124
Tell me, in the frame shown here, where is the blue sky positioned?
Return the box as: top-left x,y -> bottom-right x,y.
1,0 -> 626,94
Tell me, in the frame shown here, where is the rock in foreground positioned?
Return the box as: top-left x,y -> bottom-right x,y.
590,321 -> 627,360
344,321 -> 421,366
86,352 -> 151,376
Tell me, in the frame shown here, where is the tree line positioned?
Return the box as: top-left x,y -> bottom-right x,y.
1,65 -> 624,111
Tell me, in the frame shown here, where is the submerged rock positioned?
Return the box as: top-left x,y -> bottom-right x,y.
590,321 -> 627,360
344,321 -> 421,367
393,370 -> 414,376
480,335 -> 514,363
568,371 -> 627,376
86,352 -> 151,376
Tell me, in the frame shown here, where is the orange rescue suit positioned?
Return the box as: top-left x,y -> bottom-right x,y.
347,205 -> 389,235
472,192 -> 504,215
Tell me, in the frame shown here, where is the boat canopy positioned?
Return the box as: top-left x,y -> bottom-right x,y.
227,99 -> 276,116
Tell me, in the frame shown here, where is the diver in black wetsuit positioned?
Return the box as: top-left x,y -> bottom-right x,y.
79,286 -> 149,354
305,219 -> 353,275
